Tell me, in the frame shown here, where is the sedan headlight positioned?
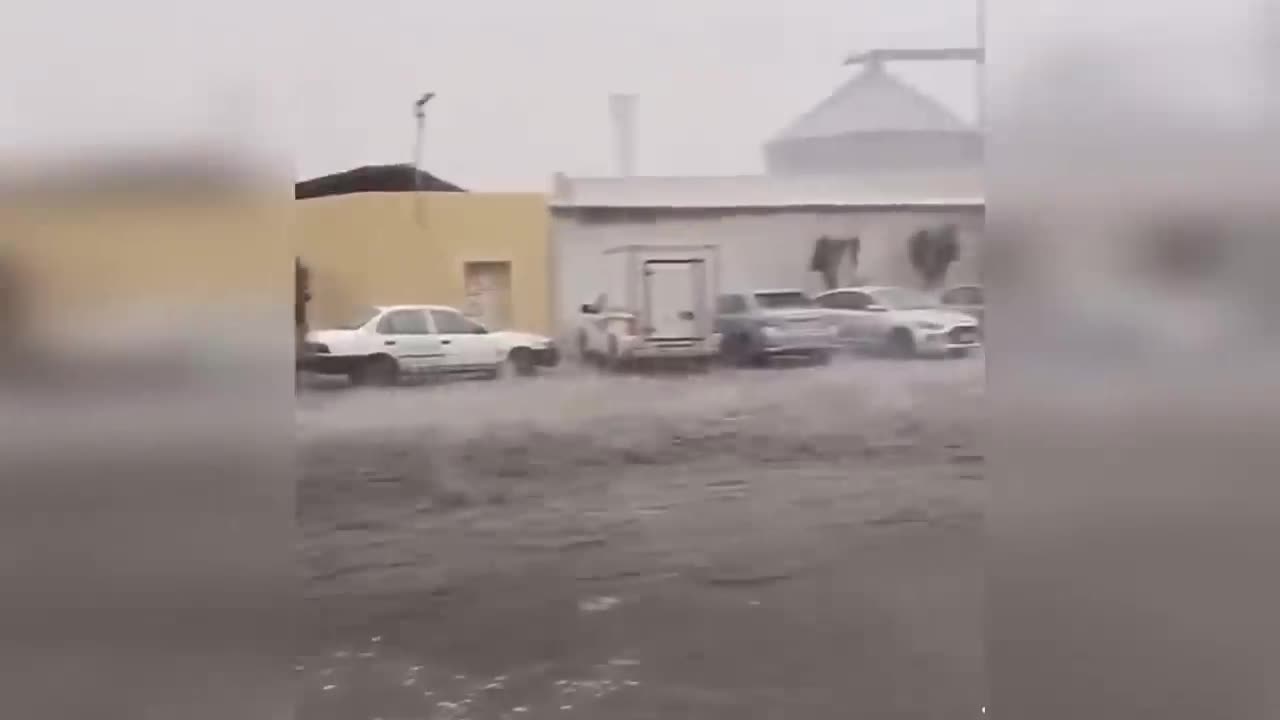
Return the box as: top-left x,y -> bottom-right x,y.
915,321 -> 945,331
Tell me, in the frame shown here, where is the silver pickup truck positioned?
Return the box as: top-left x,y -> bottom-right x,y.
714,289 -> 840,366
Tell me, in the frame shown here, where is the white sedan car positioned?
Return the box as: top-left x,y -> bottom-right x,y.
813,285 -> 981,357
302,304 -> 558,385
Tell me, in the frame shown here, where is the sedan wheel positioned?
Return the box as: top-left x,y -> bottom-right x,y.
888,328 -> 916,358
351,355 -> 399,386
507,347 -> 536,377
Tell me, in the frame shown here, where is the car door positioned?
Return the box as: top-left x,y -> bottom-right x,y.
816,291 -> 874,344
429,308 -> 498,370
859,291 -> 899,341
374,309 -> 444,372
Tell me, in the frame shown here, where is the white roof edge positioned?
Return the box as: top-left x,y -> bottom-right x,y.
376,303 -> 458,312
549,172 -> 984,210
550,198 -> 985,209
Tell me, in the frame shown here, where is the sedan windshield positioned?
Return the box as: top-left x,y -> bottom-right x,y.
333,306 -> 380,330
872,287 -> 938,310
754,292 -> 814,309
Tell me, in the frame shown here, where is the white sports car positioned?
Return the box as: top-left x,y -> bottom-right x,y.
813,285 -> 981,357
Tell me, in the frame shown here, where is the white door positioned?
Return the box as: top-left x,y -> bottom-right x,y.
642,259 -> 704,339
429,308 -> 500,369
374,309 -> 444,371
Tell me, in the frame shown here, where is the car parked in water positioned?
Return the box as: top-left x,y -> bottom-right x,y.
302,304 -> 558,385
714,289 -> 839,366
939,284 -> 984,325
813,285 -> 981,358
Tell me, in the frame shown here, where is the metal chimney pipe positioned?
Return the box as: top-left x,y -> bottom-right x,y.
608,93 -> 636,177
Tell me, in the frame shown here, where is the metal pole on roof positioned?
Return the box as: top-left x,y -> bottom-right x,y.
413,92 -> 435,224
609,93 -> 637,177
840,0 -> 986,130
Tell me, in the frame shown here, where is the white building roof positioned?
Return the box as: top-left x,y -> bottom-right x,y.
769,63 -> 974,143
550,170 -> 983,210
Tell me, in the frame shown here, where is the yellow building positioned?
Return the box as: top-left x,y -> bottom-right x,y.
295,191 -> 552,334
2,169 -> 290,340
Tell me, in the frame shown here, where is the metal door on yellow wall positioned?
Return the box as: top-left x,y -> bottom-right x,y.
462,261 -> 513,330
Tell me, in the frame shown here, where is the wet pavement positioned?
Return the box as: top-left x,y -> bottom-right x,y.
298,359 -> 986,718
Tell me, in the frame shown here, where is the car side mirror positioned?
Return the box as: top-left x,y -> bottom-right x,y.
472,325 -> 488,334
581,303 -> 598,314
865,304 -> 887,312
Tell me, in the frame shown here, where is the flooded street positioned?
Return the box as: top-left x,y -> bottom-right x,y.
298,357 -> 986,718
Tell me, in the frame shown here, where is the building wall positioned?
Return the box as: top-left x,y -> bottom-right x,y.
764,132 -> 983,175
1,195 -> 289,334
551,205 -> 983,336
296,192 -> 552,333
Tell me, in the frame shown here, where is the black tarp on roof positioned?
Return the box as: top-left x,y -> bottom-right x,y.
294,164 -> 464,200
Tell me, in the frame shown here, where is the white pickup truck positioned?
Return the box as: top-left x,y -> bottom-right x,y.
302,304 -> 558,385
575,244 -> 722,371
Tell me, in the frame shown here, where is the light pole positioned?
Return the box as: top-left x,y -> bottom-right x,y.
413,92 -> 436,187
412,92 -> 435,223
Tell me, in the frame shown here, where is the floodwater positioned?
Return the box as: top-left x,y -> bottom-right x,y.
298,356 -> 986,719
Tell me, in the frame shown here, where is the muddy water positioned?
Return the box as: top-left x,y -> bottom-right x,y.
298,357 -> 986,718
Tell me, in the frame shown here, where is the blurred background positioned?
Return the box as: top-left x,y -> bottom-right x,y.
3,0 -> 1280,717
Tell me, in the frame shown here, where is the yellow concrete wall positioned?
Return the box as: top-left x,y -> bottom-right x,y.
295,192 -> 551,333
2,196 -> 289,327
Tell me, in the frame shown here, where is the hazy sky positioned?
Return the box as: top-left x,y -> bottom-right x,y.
0,0 -> 1261,191
278,0 -> 982,189
2,0 -> 983,191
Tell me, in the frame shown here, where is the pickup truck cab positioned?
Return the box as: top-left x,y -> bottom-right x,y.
303,304 -> 558,385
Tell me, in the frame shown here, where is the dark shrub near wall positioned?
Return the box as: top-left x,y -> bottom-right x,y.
908,224 -> 960,289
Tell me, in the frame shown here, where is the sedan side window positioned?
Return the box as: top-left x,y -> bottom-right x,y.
845,292 -> 872,310
943,287 -> 978,305
377,310 -> 431,335
818,292 -> 865,310
815,293 -> 842,309
716,294 -> 747,314
429,309 -> 474,334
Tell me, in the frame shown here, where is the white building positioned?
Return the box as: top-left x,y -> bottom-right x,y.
549,171 -> 984,336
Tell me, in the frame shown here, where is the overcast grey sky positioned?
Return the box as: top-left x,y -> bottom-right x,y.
280,0 -> 981,189
2,0 -> 983,190
0,0 -> 1262,191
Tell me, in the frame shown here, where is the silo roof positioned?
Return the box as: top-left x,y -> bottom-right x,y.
770,63 -> 972,143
